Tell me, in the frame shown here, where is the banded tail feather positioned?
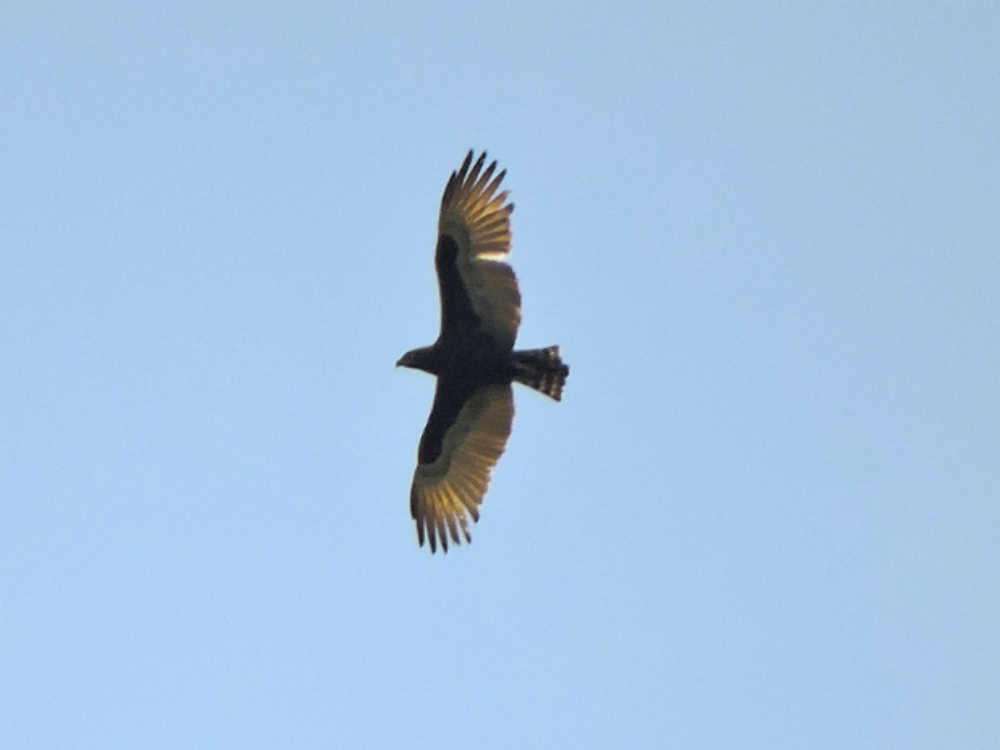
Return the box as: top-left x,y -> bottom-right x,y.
510,346 -> 569,401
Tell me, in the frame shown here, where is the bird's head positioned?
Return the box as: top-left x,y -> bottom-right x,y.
396,346 -> 436,374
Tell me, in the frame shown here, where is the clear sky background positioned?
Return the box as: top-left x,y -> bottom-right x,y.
2,2 -> 998,748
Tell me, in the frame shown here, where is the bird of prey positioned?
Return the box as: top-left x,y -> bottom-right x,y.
397,151 -> 569,553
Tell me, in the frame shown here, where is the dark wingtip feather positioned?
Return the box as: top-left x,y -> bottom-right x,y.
459,150 -> 474,177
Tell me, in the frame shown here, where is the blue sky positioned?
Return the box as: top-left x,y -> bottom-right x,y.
2,2 -> 998,747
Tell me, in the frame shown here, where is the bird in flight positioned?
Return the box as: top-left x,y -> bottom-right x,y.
397,151 -> 569,553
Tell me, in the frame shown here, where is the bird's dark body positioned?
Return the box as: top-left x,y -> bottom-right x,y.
406,234 -> 515,464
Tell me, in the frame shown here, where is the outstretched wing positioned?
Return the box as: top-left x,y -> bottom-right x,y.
410,382 -> 514,553
436,151 -> 521,351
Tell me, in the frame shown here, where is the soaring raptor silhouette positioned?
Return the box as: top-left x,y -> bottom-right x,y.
397,151 -> 569,552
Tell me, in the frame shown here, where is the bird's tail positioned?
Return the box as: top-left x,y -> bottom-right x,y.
510,346 -> 569,401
